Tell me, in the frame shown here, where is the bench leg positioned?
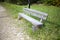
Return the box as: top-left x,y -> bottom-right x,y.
32,26 -> 38,32
18,15 -> 22,20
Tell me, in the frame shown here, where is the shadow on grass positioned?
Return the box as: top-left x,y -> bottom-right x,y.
46,20 -> 60,27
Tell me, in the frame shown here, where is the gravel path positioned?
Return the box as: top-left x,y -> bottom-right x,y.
0,6 -> 33,40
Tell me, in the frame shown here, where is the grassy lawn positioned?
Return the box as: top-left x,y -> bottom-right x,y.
1,2 -> 60,40
1,2 -> 25,18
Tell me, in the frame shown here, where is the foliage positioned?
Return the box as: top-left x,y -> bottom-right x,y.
0,0 -> 60,6
43,0 -> 60,6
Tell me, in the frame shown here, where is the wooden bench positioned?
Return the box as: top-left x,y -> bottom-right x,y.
18,8 -> 48,31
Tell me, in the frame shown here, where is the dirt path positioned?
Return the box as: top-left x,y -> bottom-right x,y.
0,6 -> 33,40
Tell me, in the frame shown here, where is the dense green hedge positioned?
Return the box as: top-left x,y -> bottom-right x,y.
1,0 -> 60,6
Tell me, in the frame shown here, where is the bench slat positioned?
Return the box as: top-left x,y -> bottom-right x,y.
19,13 -> 43,26
24,8 -> 48,20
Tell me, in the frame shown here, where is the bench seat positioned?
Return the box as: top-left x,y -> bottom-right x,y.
19,13 -> 43,26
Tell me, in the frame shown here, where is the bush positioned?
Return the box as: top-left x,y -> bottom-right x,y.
2,0 -> 60,7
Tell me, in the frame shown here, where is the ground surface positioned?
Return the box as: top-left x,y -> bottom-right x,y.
0,5 -> 33,40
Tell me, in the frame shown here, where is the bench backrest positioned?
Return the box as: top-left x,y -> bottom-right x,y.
23,8 -> 48,22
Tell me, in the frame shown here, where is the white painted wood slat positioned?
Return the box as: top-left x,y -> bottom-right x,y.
19,13 -> 43,26
23,8 -> 48,20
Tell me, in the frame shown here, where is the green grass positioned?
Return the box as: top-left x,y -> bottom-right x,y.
1,3 -> 60,40
1,2 -> 26,18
